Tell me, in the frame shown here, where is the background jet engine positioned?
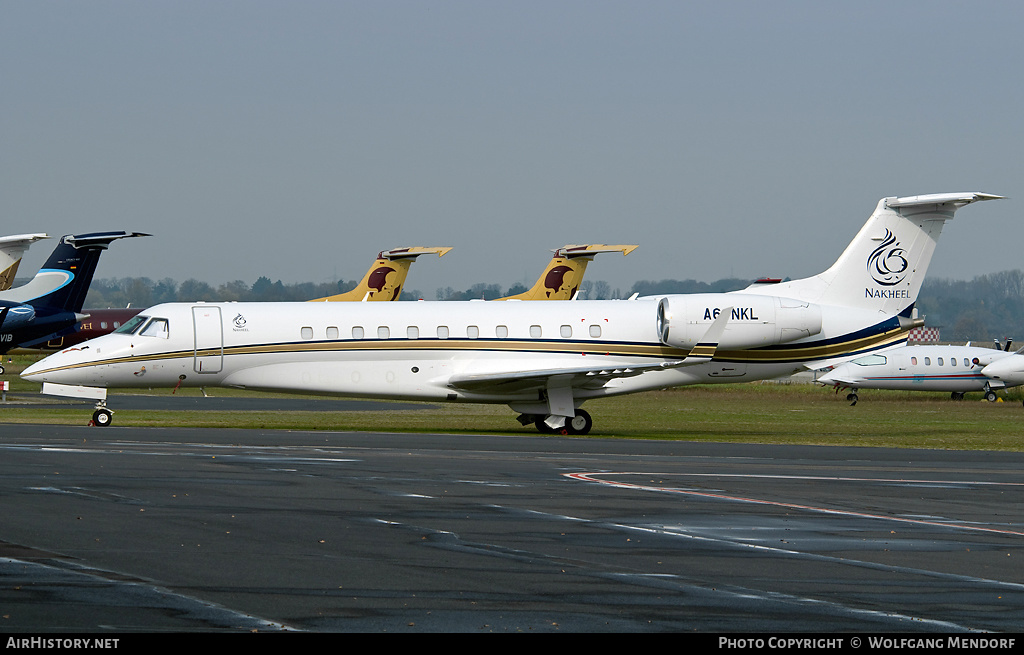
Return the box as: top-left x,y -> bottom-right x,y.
657,294 -> 822,350
0,302 -> 36,331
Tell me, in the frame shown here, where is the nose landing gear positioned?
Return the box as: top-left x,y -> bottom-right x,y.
91,402 -> 113,427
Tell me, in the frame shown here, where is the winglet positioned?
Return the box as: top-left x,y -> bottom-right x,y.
682,306 -> 731,364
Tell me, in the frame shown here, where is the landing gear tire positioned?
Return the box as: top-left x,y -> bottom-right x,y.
92,408 -> 113,427
951,392 -> 965,401
846,392 -> 858,403
0,364 -> 5,375
565,409 -> 593,436
985,391 -> 998,403
535,409 -> 593,436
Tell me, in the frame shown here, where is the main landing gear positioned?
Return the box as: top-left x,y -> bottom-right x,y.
517,409 -> 593,435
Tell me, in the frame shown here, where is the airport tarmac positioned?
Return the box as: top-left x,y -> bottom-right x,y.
0,422 -> 1022,633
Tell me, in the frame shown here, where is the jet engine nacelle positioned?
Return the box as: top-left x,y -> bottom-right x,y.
657,294 -> 823,350
0,303 -> 36,330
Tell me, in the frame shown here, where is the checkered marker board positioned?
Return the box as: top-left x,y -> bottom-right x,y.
908,327 -> 940,343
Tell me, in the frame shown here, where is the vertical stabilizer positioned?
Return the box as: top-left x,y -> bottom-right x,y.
1,232 -> 150,311
311,246 -> 452,302
745,193 -> 1003,314
0,233 -> 49,291
497,244 -> 638,301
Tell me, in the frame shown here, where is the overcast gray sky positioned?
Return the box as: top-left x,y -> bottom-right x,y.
2,1 -> 1021,297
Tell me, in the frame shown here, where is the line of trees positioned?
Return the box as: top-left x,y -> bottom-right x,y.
79,270 -> 1024,344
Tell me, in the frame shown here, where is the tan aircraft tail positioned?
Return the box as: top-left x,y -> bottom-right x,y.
497,244 -> 637,301
310,247 -> 452,302
0,233 -> 49,291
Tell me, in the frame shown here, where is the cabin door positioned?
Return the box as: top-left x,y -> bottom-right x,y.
192,306 -> 224,373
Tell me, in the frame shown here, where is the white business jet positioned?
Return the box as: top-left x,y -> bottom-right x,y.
23,192 -> 1002,431
817,339 -> 1020,403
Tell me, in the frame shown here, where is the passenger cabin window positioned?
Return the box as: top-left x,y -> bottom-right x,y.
560,325 -> 572,338
407,326 -> 419,339
530,325 -> 542,338
352,326 -> 364,339
467,326 -> 479,339
115,315 -> 148,335
437,326 -> 449,339
950,357 -> 956,367
911,357 -> 918,365
326,326 -> 339,339
140,318 -> 170,339
496,325 -> 508,338
377,326 -> 390,339
301,327 -> 314,340
924,357 -> 931,365
938,357 -> 944,366
590,325 -> 602,338
965,358 -> 971,367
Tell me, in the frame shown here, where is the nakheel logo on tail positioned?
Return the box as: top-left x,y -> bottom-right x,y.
865,229 -> 910,299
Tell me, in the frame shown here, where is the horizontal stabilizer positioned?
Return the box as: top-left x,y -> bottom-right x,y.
885,192 -> 1005,209
378,246 -> 452,260
555,244 -> 638,259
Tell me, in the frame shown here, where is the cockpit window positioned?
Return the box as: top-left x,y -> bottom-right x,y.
852,354 -> 887,366
139,318 -> 170,338
114,315 -> 148,335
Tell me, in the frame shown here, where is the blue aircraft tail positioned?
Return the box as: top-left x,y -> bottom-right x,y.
8,232 -> 150,312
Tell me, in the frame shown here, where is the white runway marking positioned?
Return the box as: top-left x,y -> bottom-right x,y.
565,471 -> 1024,537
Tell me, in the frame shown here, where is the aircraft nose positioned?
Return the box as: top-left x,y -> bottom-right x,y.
21,353 -> 72,383
20,360 -> 46,381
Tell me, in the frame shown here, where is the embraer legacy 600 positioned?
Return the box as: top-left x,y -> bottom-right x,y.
23,193 -> 1002,431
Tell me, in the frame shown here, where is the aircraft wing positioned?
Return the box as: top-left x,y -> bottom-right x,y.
446,359 -> 689,394
448,308 -> 730,394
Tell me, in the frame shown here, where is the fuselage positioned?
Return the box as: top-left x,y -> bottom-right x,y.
22,297 -> 905,404
818,344 -> 1018,392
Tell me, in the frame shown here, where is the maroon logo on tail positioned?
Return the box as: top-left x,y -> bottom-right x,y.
543,266 -> 573,298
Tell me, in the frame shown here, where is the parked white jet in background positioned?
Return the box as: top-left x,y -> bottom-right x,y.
23,192 -> 1002,431
817,339 -> 1021,403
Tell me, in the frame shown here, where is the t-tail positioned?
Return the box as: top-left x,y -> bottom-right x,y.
0,233 -> 49,292
0,231 -> 149,352
744,193 -> 1004,317
18,232 -> 151,313
310,246 -> 451,302
497,244 -> 638,301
